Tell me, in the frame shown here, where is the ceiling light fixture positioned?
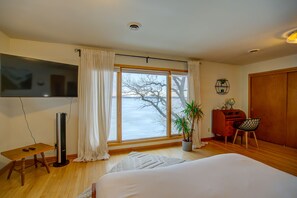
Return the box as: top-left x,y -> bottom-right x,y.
248,49 -> 260,54
286,31 -> 297,44
128,22 -> 142,31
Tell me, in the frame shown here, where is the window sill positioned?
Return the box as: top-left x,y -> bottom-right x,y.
108,135 -> 182,147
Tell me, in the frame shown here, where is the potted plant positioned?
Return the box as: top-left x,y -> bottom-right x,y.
174,101 -> 204,151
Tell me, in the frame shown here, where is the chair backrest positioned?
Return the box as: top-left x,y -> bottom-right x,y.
238,118 -> 260,131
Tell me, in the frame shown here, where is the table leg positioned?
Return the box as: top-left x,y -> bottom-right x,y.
41,152 -> 50,173
21,158 -> 25,186
233,129 -> 239,144
7,161 -> 16,180
224,136 -> 227,144
253,131 -> 259,148
34,154 -> 38,168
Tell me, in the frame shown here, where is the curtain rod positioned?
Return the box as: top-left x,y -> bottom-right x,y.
74,49 -> 188,64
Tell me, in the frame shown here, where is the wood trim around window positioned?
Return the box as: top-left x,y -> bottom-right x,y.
108,141 -> 182,155
116,70 -> 122,143
115,64 -> 188,73
110,64 -> 187,145
167,71 -> 172,137
108,136 -> 182,146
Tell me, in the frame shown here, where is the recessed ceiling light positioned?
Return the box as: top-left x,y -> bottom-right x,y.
128,22 -> 142,31
248,49 -> 260,54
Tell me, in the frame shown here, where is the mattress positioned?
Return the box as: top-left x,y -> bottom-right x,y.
96,153 -> 297,198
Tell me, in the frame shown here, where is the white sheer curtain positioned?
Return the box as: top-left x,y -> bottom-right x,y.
188,61 -> 207,149
74,49 -> 115,162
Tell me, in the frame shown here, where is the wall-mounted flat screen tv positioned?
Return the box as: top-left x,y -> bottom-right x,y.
0,54 -> 78,97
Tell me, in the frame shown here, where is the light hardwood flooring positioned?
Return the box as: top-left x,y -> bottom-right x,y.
0,139 -> 297,198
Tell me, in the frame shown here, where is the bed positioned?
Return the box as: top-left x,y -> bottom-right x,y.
92,153 -> 297,198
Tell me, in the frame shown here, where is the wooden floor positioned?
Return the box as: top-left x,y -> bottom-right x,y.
0,139 -> 297,198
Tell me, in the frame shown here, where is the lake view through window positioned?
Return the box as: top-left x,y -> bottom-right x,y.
108,68 -> 188,142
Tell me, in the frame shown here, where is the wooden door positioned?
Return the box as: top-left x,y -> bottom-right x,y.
250,74 -> 287,145
286,72 -> 297,148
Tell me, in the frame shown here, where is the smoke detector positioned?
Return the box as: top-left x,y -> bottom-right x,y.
128,22 -> 142,31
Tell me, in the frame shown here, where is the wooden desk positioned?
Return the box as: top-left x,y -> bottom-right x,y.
212,109 -> 246,143
1,143 -> 54,186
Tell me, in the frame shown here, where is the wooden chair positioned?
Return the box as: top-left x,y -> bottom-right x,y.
233,118 -> 260,149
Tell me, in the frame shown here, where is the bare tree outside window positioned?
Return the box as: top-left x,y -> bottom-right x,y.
108,71 -> 188,141
122,74 -> 167,118
122,72 -> 188,137
171,74 -> 188,134
121,73 -> 167,140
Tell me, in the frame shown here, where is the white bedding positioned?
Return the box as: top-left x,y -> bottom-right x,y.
96,153 -> 297,198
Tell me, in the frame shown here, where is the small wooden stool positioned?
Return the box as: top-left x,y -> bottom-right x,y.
1,143 -> 54,186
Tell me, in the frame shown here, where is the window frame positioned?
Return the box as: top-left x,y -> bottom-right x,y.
109,64 -> 188,144
170,71 -> 189,136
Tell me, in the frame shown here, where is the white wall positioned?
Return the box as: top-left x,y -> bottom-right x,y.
8,39 -> 187,70
0,33 -> 242,169
9,39 -> 80,65
0,32 -> 11,168
0,98 -> 11,168
0,36 -> 81,169
1,31 -> 296,170
0,31 -> 10,53
114,51 -> 187,70
240,54 -> 297,113
200,61 -> 242,137
7,98 -> 78,156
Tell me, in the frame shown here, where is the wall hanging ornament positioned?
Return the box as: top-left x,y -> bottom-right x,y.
215,78 -> 230,95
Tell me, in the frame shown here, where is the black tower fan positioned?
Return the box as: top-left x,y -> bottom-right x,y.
53,112 -> 69,167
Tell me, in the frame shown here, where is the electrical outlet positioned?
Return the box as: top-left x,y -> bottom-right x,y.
208,128 -> 210,132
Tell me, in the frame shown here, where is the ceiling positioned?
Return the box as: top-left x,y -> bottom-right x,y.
0,0 -> 297,65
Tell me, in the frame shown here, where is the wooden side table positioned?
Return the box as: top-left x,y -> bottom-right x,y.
1,143 -> 54,186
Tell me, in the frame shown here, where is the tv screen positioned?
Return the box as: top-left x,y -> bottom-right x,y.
0,54 -> 78,97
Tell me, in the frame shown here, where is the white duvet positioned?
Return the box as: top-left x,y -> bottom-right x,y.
96,153 -> 297,198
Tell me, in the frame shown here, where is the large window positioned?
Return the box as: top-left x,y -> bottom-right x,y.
122,71 -> 167,140
108,67 -> 188,142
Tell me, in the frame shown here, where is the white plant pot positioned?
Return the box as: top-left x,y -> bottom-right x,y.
182,140 -> 192,152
